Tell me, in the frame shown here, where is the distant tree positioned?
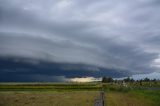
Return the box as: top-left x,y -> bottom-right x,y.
102,77 -> 113,83
130,78 -> 135,82
123,77 -> 135,83
144,77 -> 150,82
140,79 -> 143,86
108,77 -> 114,82
124,77 -> 131,82
102,77 -> 107,83
152,79 -> 156,82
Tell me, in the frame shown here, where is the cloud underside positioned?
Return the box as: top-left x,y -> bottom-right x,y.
0,58 -> 129,82
0,0 -> 160,81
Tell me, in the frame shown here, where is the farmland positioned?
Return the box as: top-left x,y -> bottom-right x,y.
107,90 -> 160,106
0,82 -> 160,106
0,91 -> 99,106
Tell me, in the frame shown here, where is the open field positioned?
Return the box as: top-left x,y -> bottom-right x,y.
107,90 -> 160,106
0,83 -> 101,91
0,82 -> 160,106
0,91 -> 99,106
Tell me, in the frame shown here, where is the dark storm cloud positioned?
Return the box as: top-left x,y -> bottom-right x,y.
0,0 -> 160,81
0,57 -> 128,82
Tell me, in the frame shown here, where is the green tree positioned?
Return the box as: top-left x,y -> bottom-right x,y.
124,77 -> 131,82
144,77 -> 150,82
102,77 -> 113,83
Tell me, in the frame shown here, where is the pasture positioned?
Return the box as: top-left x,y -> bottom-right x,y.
0,91 -> 98,106
0,82 -> 160,106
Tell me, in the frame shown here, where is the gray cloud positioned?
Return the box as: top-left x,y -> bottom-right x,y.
0,0 -> 160,77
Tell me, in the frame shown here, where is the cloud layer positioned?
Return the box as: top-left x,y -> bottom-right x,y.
0,0 -> 160,81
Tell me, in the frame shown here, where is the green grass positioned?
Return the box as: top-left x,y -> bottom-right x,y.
0,82 -> 160,106
0,83 -> 101,91
127,81 -> 160,88
107,90 -> 160,106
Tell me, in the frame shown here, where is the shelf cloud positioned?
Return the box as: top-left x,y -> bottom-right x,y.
0,0 -> 160,81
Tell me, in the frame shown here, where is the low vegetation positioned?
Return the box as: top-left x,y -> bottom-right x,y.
107,90 -> 160,106
0,80 -> 160,106
0,83 -> 101,91
0,91 -> 99,106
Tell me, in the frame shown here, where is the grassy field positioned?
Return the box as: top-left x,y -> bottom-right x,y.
0,91 -> 99,106
0,83 -> 101,91
0,82 -> 160,106
107,90 -> 160,106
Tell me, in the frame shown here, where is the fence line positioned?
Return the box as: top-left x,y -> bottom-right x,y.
94,91 -> 105,106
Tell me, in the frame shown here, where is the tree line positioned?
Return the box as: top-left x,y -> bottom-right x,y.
102,76 -> 158,83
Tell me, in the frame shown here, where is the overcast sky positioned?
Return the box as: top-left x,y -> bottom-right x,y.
0,0 -> 160,81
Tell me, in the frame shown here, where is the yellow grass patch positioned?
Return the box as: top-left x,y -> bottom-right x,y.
0,91 -> 99,106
